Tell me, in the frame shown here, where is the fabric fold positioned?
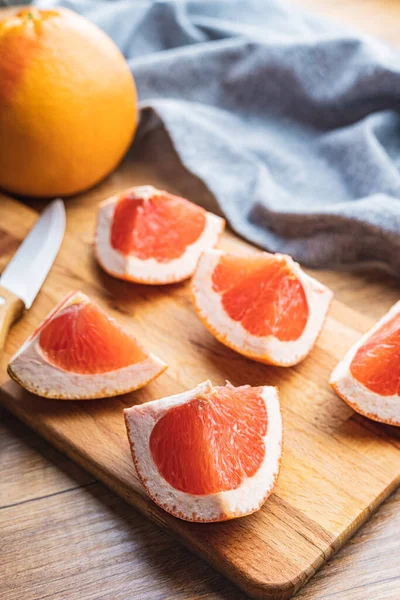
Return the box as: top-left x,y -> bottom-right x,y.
36,0 -> 400,273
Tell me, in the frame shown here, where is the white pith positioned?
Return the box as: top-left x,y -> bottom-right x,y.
192,250 -> 333,366
95,185 -> 225,284
330,300 -> 400,425
124,380 -> 283,522
8,291 -> 167,400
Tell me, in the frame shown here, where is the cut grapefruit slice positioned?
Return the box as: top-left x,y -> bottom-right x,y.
192,250 -> 333,366
330,301 -> 400,426
124,380 -> 282,522
95,185 -> 225,284
8,291 -> 167,400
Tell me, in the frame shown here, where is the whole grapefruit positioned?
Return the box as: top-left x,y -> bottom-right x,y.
0,8 -> 137,197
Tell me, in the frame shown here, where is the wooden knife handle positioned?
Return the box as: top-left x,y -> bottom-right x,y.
0,285 -> 25,351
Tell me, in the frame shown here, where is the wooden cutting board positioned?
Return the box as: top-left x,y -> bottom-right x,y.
1,189 -> 400,600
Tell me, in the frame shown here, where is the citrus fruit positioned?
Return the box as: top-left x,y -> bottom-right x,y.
192,250 -> 333,366
330,301 -> 400,426
124,380 -> 282,522
0,8 -> 137,197
95,186 -> 225,284
7,291 -> 166,400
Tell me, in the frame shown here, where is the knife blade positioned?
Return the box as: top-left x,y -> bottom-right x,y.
0,199 -> 66,349
1,199 -> 66,308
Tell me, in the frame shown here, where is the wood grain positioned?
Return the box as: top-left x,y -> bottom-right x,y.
296,490 -> 400,600
2,483 -> 246,600
1,187 -> 400,600
2,2 -> 400,599
0,407 -> 94,508
297,0 -> 400,46
2,407 -> 400,600
0,284 -> 25,351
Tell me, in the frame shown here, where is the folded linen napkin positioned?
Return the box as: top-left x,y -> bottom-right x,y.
36,0 -> 400,274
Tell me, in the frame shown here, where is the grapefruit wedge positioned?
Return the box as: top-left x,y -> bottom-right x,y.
330,301 -> 400,426
192,250 -> 333,366
95,185 -> 225,284
124,380 -> 282,522
8,292 -> 167,400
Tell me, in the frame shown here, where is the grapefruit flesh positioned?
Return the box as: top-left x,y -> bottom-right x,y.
7,291 -> 167,400
192,250 -> 333,366
95,185 -> 225,284
39,301 -> 146,374
212,254 -> 308,341
150,385 -> 267,495
350,313 -> 400,396
124,380 -> 282,522
111,191 -> 206,262
330,301 -> 400,426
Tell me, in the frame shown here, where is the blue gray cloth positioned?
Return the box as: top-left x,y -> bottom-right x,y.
36,0 -> 400,274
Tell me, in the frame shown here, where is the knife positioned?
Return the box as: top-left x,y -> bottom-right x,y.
0,199 -> 66,350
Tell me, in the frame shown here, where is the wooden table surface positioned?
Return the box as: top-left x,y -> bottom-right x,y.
2,1 -> 400,599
